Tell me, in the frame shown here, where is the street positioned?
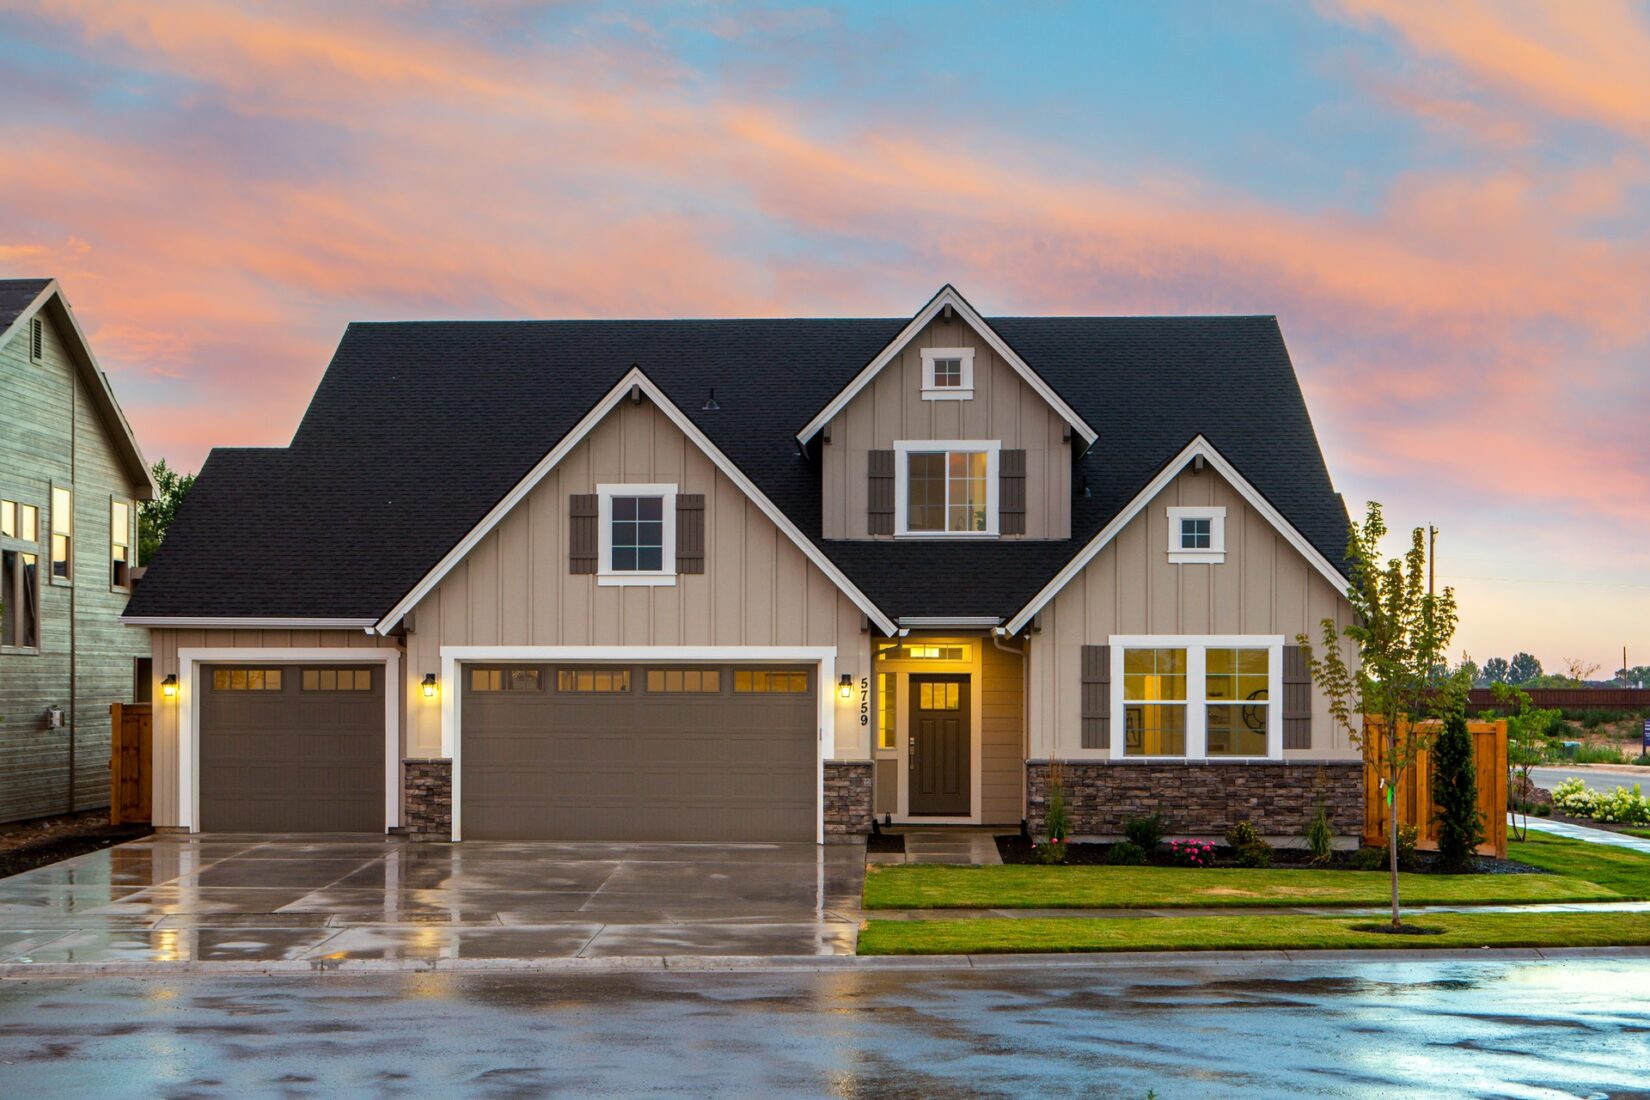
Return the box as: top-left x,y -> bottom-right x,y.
2,958 -> 1648,1097
1531,766 -> 1650,795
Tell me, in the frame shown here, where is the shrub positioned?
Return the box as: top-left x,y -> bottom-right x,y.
1225,821 -> 1261,848
1396,823 -> 1420,870
1550,777 -> 1650,824
1036,768 -> 1072,864
1304,804 -> 1334,864
1224,820 -> 1273,868
1571,744 -> 1628,765
1431,711 -> 1484,871
1105,841 -> 1148,865
1124,813 -> 1167,853
1167,839 -> 1215,867
1346,847 -> 1385,871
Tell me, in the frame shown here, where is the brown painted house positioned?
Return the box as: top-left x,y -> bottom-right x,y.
125,286 -> 1362,843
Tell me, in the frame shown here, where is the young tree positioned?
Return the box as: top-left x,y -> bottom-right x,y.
1561,657 -> 1601,683
1493,682 -> 1560,842
1455,657 -> 1481,689
1431,711 -> 1484,871
139,459 -> 196,566
1482,657 -> 1511,685
1508,651 -> 1543,685
1299,502 -> 1463,928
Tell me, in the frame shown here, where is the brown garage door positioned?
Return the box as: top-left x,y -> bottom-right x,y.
199,664 -> 384,832
461,664 -> 816,841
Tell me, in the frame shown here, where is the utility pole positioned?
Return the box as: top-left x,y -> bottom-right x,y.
1428,525 -> 1437,597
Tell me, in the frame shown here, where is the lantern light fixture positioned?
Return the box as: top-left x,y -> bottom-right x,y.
161,674 -> 178,698
838,673 -> 853,700
421,673 -> 439,698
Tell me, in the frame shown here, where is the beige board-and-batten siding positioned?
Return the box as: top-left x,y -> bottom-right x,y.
981,632 -> 1027,824
819,312 -> 1071,540
146,628 -> 401,829
402,394 -> 871,759
1028,462 -> 1359,760
0,302 -> 151,822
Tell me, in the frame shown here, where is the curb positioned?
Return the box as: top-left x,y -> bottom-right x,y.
4,944 -> 1648,980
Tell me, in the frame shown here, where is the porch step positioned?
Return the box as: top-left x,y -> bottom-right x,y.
896,830 -> 1004,866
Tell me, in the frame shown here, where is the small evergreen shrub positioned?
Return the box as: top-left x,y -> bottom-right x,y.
1105,841 -> 1148,865
1346,847 -> 1385,871
1123,813 -> 1167,853
1304,804 -> 1334,864
1396,823 -> 1420,870
1224,820 -> 1273,867
1431,711 -> 1485,871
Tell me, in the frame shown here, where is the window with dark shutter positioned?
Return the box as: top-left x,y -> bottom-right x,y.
999,449 -> 1026,535
676,494 -> 705,574
1283,644 -> 1313,750
867,449 -> 895,535
568,494 -> 598,574
1081,644 -> 1111,749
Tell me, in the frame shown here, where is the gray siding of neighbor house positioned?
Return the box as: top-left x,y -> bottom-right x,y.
0,306 -> 150,823
819,313 -> 1072,540
1029,463 -> 1360,762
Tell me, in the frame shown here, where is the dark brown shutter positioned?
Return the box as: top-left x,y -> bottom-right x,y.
569,494 -> 598,574
867,449 -> 895,535
999,449 -> 1026,535
1283,644 -> 1312,750
676,494 -> 705,574
1080,644 -> 1110,750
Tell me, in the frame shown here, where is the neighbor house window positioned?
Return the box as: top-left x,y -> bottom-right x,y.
734,670 -> 809,693
557,668 -> 631,693
894,441 -> 999,536
0,550 -> 39,650
1110,637 -> 1282,760
211,669 -> 283,691
471,667 -> 543,692
110,499 -> 132,588
920,347 -> 975,399
646,668 -> 721,693
1,501 -> 38,542
50,487 -> 71,582
1166,506 -> 1226,564
596,483 -> 676,585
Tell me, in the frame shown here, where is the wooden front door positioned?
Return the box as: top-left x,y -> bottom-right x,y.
909,674 -> 970,815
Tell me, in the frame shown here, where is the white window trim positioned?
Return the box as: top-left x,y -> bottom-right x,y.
892,439 -> 1000,538
596,482 -> 677,586
1104,635 -> 1283,762
919,347 -> 975,400
1166,505 -> 1226,564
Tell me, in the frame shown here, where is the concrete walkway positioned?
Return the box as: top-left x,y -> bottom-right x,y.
871,829 -> 1004,866
1521,816 -> 1650,853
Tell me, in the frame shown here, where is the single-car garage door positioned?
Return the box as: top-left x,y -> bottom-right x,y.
199,664 -> 385,832
461,664 -> 817,841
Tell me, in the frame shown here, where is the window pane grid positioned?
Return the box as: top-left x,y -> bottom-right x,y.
610,495 -> 663,572
877,672 -> 895,750
1205,648 -> 1269,756
470,668 -> 543,692
301,668 -> 373,692
557,669 -> 631,693
645,669 -> 721,693
906,451 -> 989,533
212,668 -> 283,691
733,670 -> 809,693
1123,647 -> 1188,757
1180,517 -> 1211,549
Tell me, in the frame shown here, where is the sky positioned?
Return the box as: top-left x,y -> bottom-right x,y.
0,0 -> 1646,675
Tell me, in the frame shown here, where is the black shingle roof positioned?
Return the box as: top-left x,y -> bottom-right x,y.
126,314 -> 1349,623
0,279 -> 52,331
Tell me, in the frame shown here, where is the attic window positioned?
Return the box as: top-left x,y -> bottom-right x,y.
29,317 -> 43,362
920,347 -> 974,400
1167,506 -> 1226,564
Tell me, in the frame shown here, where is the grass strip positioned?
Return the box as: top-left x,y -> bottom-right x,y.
1507,830 -> 1650,898
862,862 -> 1618,910
857,910 -> 1650,956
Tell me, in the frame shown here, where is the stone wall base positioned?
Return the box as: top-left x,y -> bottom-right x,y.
824,760 -> 874,838
396,758 -> 452,840
1027,760 -> 1364,842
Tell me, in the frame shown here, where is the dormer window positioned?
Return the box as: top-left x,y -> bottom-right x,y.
894,441 -> 999,536
920,347 -> 974,400
1167,506 -> 1226,564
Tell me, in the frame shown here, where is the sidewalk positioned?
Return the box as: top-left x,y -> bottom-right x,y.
1521,817 -> 1650,854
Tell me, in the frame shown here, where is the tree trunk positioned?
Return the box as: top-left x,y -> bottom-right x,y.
1388,724 -> 1401,928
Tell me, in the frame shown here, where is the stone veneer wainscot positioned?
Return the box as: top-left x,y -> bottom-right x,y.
823,761 -> 874,839
399,758 -> 452,839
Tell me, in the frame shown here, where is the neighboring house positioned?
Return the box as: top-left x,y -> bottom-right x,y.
125,286 -> 1361,843
0,279 -> 155,824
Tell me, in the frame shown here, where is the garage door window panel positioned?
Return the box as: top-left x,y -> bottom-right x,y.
734,669 -> 809,693
470,667 -> 543,692
646,668 -> 722,693
213,668 -> 284,691
557,668 -> 631,693
302,668 -> 373,691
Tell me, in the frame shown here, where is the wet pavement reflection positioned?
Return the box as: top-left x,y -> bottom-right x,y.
1,957 -> 1647,1096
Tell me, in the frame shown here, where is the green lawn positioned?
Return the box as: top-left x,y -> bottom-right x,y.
862,862 -> 1618,910
857,910 -> 1650,956
1507,830 -> 1650,898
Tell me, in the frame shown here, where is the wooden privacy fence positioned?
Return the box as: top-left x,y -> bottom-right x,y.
109,702 -> 151,826
1363,718 -> 1508,859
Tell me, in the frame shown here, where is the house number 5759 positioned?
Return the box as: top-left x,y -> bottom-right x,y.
859,676 -> 870,726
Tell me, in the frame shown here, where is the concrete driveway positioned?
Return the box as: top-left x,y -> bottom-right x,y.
0,835 -> 864,967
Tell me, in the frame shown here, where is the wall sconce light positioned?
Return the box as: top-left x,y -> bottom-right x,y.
422,673 -> 439,698
838,673 -> 853,700
161,674 -> 178,699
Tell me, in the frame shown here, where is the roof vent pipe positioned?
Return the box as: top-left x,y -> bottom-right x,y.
702,388 -> 720,411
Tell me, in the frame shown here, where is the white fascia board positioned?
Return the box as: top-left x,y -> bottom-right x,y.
123,616 -> 379,629
795,285 -> 1098,447
897,616 -> 1003,628
374,368 -> 898,637
1004,436 -> 1352,634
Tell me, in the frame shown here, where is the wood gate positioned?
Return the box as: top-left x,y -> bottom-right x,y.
1363,718 -> 1508,858
109,702 -> 151,825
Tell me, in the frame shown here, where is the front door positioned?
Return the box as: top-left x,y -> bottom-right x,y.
909,674 -> 970,815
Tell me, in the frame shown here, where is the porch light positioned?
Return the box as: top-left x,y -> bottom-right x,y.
421,673 -> 439,698
838,673 -> 853,700
161,674 -> 178,699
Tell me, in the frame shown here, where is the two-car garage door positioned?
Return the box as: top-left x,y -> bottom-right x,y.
461,664 -> 818,842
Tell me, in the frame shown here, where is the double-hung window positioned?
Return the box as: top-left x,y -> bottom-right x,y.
110,499 -> 132,589
1110,636 -> 1282,760
50,487 -> 71,583
596,483 -> 676,585
1,500 -> 40,651
894,441 -> 999,536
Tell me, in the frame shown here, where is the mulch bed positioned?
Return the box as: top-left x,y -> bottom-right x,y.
993,835 -> 1544,875
0,811 -> 152,879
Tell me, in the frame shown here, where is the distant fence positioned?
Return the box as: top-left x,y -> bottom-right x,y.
1466,688 -> 1650,714
1364,719 -> 1508,859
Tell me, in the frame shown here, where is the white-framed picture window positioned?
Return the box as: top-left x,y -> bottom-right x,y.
1166,506 -> 1226,563
919,347 -> 975,400
893,440 -> 1000,537
1108,635 -> 1283,760
596,483 -> 677,586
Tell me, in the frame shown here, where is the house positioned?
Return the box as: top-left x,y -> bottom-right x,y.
0,279 -> 155,824
124,286 -> 1362,843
